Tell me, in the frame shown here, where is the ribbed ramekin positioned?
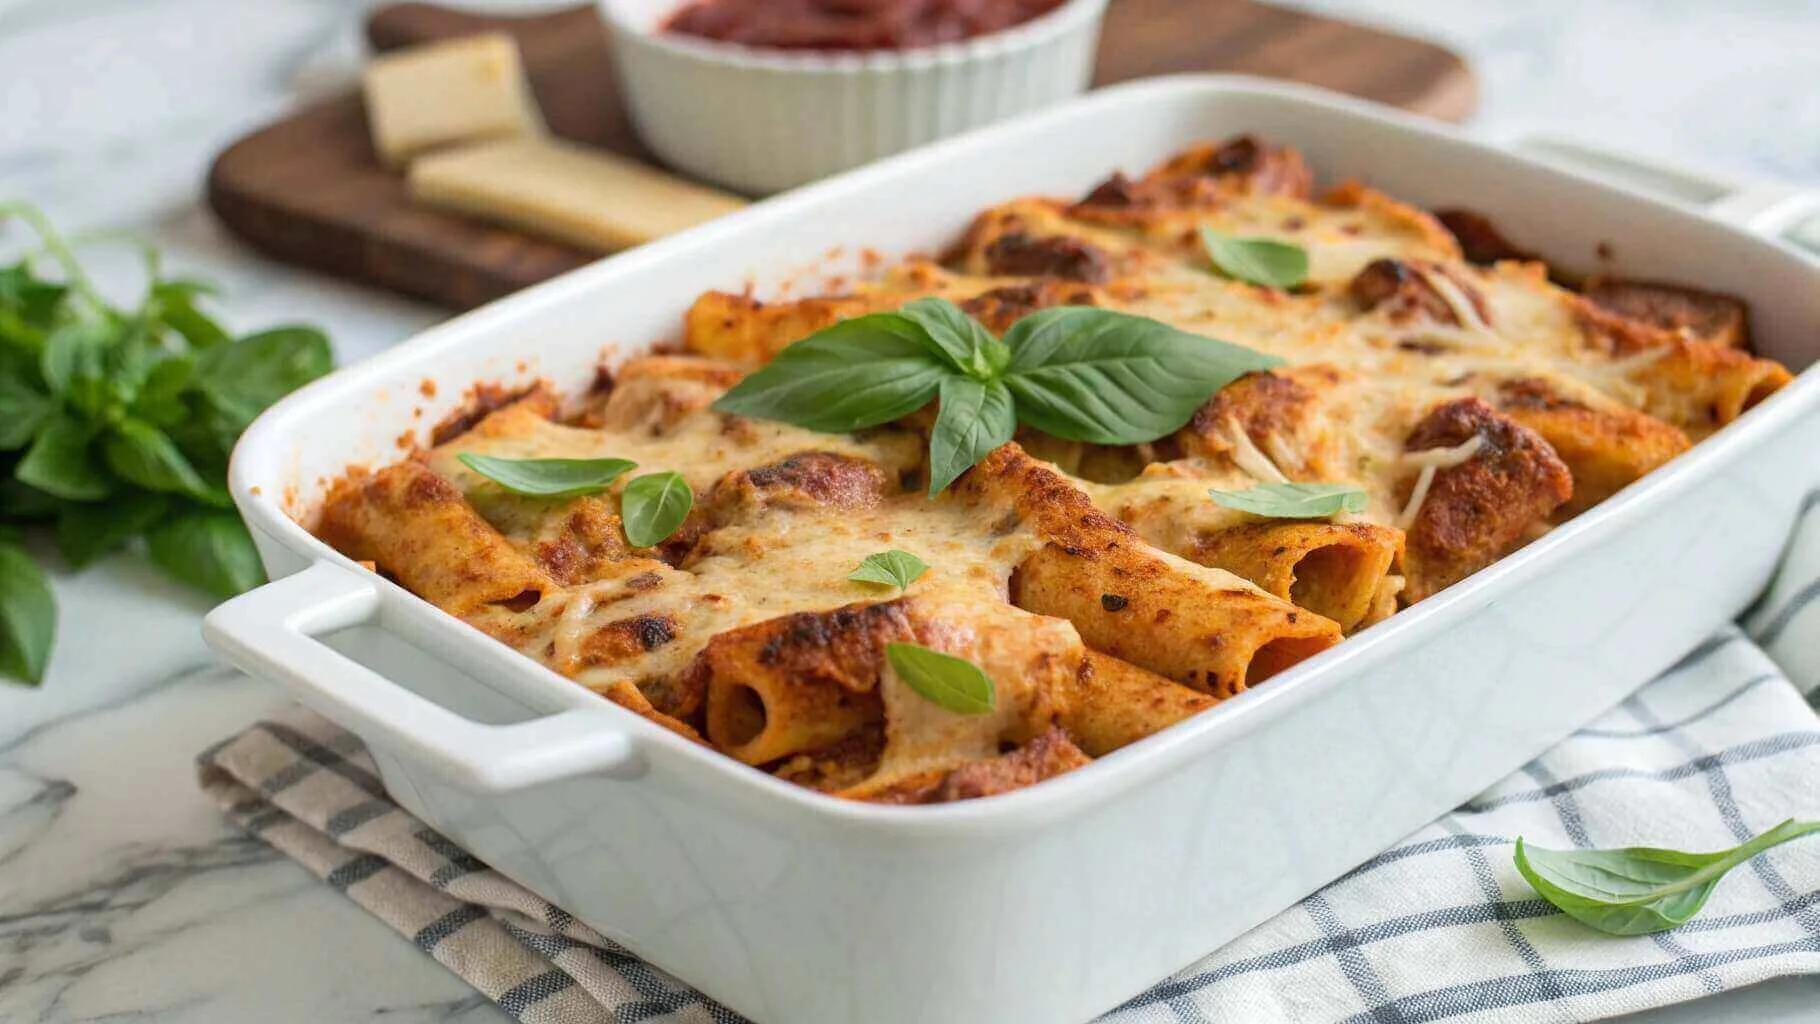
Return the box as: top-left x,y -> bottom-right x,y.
598,0 -> 1109,195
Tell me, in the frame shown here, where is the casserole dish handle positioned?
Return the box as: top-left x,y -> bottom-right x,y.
1515,136 -> 1820,238
204,561 -> 641,790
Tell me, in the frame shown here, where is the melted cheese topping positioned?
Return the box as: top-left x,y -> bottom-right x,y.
317,138 -> 1790,803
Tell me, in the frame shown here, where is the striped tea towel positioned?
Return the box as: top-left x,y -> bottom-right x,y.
196,498 -> 1820,1024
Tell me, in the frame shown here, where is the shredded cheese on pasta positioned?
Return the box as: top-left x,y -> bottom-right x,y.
1401,434 -> 1486,471
1418,268 -> 1490,332
1226,416 -> 1289,484
1395,435 -> 1487,529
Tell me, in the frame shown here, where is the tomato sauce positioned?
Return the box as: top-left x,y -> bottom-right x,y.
664,0 -> 1069,51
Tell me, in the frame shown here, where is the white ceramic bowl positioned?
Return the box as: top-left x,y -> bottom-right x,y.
598,0 -> 1109,194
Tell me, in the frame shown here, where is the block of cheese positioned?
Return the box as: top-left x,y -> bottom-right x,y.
408,137 -> 748,252
362,33 -> 544,168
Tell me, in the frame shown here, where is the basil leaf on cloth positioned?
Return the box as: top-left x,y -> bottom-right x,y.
1516,819 -> 1820,935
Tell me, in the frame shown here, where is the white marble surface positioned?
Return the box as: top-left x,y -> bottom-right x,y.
2,0 -> 1818,1020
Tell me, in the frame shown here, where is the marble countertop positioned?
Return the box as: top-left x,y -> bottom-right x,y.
3,0 -> 1818,1019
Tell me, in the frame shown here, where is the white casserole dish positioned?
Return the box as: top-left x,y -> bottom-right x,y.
204,77 -> 1820,1024
601,0 -> 1108,194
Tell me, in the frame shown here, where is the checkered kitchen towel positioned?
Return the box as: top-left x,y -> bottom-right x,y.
196,494 -> 1820,1024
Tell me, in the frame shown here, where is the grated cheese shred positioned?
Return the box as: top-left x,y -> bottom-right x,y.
1417,267 -> 1491,332
1395,434 -> 1487,529
1226,416 -> 1289,484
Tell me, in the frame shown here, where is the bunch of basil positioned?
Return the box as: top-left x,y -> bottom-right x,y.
0,205 -> 333,686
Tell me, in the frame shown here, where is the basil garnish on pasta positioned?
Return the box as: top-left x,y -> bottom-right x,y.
848,550 -> 930,593
456,453 -> 637,499
711,298 -> 1282,495
1000,306 -> 1275,445
885,641 -> 996,715
1209,482 -> 1367,519
707,313 -> 952,432
1200,229 -> 1310,289
1515,820 -> 1820,935
620,471 -> 693,547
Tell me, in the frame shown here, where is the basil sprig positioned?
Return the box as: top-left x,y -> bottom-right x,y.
1515,820 -> 1820,935
620,471 -> 693,548
885,641 -> 996,715
712,297 -> 1281,495
848,549 -> 929,593
1200,229 -> 1309,289
457,453 -> 637,499
0,203 -> 334,686
1209,482 -> 1367,519
0,543 -> 54,684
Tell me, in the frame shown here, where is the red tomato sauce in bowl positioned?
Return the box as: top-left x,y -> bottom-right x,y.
664,0 -> 1070,51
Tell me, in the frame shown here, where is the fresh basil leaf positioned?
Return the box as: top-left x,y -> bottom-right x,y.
457,453 -> 637,499
1208,482 -> 1367,519
848,550 -> 930,592
710,314 -> 949,432
1515,820 -> 1820,935
150,279 -> 229,348
16,414 -> 110,501
194,326 -> 333,434
884,642 -> 996,715
105,324 -> 165,403
927,376 -> 1015,496
40,320 -> 116,412
131,356 -> 194,427
1200,229 -> 1310,289
0,262 -> 70,331
620,471 -> 693,548
0,477 -> 60,520
1002,307 -> 1282,444
0,542 -> 55,685
145,510 -> 265,599
898,296 -> 1009,381
102,418 -> 225,505
0,372 -> 55,450
56,492 -> 169,568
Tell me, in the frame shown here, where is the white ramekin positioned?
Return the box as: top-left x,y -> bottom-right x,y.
598,0 -> 1109,195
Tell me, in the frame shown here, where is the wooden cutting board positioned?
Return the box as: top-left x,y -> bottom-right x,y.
207,1 -> 1476,310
